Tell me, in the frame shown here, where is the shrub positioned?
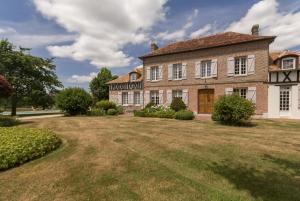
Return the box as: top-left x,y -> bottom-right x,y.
96,100 -> 116,111
170,97 -> 187,112
0,116 -> 19,127
134,110 -> 146,117
88,108 -> 106,116
0,127 -> 62,170
116,105 -> 124,114
175,110 -> 195,120
145,101 -> 155,109
107,108 -> 118,116
55,88 -> 92,116
134,105 -> 175,119
212,94 -> 255,125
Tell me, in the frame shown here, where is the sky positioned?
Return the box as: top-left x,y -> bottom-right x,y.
1,0 -> 300,89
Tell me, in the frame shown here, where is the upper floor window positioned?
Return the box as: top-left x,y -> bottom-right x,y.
282,57 -> 296,70
134,91 -> 140,105
233,88 -> 247,99
150,90 -> 159,105
130,73 -> 137,81
200,60 -> 212,78
122,92 -> 128,105
173,63 -> 182,80
150,66 -> 159,81
172,90 -> 183,100
234,57 -> 247,75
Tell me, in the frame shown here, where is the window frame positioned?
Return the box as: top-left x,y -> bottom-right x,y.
150,91 -> 160,105
282,57 -> 296,70
150,66 -> 159,81
122,92 -> 129,106
134,91 -> 140,105
200,60 -> 212,78
234,57 -> 247,76
233,88 -> 248,99
130,73 -> 137,81
172,90 -> 183,100
173,63 -> 183,80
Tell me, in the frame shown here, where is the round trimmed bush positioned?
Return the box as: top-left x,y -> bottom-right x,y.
212,94 -> 255,125
175,110 -> 195,120
107,108 -> 118,115
170,97 -> 187,112
0,127 -> 62,170
55,88 -> 92,115
96,100 -> 116,111
116,105 -> 124,114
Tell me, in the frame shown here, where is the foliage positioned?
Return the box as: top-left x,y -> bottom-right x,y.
55,88 -> 92,116
145,101 -> 155,109
174,110 -> 195,120
107,108 -> 118,116
116,105 -> 124,114
0,40 -> 62,116
0,116 -> 19,127
134,105 -> 176,119
0,75 -> 12,98
0,127 -> 62,170
88,108 -> 106,116
89,68 -> 118,102
96,100 -> 116,111
23,89 -> 56,109
170,97 -> 187,112
212,94 -> 255,125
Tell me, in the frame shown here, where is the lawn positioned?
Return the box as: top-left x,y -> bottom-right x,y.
0,116 -> 300,201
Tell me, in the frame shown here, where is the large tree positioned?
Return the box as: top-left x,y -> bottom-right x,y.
89,68 -> 117,101
0,75 -> 12,98
0,40 -> 62,116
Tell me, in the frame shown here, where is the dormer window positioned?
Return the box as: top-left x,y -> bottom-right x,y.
282,57 -> 296,70
130,73 -> 137,81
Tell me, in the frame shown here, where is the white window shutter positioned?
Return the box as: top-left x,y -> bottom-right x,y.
247,87 -> 256,104
195,61 -> 201,78
128,91 -> 133,105
212,59 -> 218,78
168,64 -> 173,80
146,67 -> 151,81
247,55 -> 255,75
225,88 -> 233,95
159,90 -> 164,105
140,91 -> 144,105
159,65 -> 163,80
183,89 -> 189,106
167,90 -> 172,105
227,57 -> 235,76
144,91 -> 150,105
182,63 -> 187,79
118,92 -> 122,105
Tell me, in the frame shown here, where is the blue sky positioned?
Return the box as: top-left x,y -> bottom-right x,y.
1,0 -> 300,89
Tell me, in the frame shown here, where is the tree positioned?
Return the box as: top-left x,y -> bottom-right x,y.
0,75 -> 12,98
0,40 -> 62,116
89,68 -> 117,102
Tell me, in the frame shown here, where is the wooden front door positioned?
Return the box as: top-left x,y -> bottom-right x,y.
198,89 -> 215,114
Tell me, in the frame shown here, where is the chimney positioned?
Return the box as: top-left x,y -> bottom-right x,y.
251,24 -> 259,36
151,42 -> 159,52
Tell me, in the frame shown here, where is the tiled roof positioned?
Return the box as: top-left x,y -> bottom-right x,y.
269,50 -> 300,71
140,32 -> 275,59
107,66 -> 143,84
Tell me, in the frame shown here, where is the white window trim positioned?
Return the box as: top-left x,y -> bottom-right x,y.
130,73 -> 137,81
200,60 -> 213,79
122,92 -> 129,106
134,91 -> 141,106
150,66 -> 159,81
173,63 -> 183,80
234,57 -> 247,76
282,57 -> 296,70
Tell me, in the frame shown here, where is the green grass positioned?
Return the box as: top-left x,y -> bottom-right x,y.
0,117 -> 300,201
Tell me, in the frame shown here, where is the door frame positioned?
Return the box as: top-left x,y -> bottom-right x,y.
198,89 -> 215,114
279,86 -> 292,117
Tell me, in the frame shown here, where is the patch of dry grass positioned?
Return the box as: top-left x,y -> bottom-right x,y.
0,116 -> 300,201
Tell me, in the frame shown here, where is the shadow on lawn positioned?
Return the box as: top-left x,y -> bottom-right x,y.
210,156 -> 300,201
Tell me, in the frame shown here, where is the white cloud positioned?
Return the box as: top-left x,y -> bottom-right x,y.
226,0 -> 300,50
0,26 -> 75,48
33,0 -> 168,68
190,24 -> 212,38
67,72 -> 98,84
157,9 -> 198,41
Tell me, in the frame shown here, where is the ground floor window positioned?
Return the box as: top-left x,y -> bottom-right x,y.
280,86 -> 291,111
122,92 -> 128,105
233,88 -> 247,99
150,91 -> 159,105
134,91 -> 140,105
172,90 -> 183,100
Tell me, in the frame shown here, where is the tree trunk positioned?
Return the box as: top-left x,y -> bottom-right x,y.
11,94 -> 17,116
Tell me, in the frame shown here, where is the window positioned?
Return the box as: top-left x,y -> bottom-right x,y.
150,91 -> 159,105
122,92 -> 128,105
173,63 -> 182,79
150,66 -> 159,81
233,88 -> 247,99
134,91 -> 140,105
172,90 -> 183,100
282,58 -> 296,70
130,73 -> 137,81
200,60 -> 212,78
234,57 -> 247,75
280,86 -> 291,111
